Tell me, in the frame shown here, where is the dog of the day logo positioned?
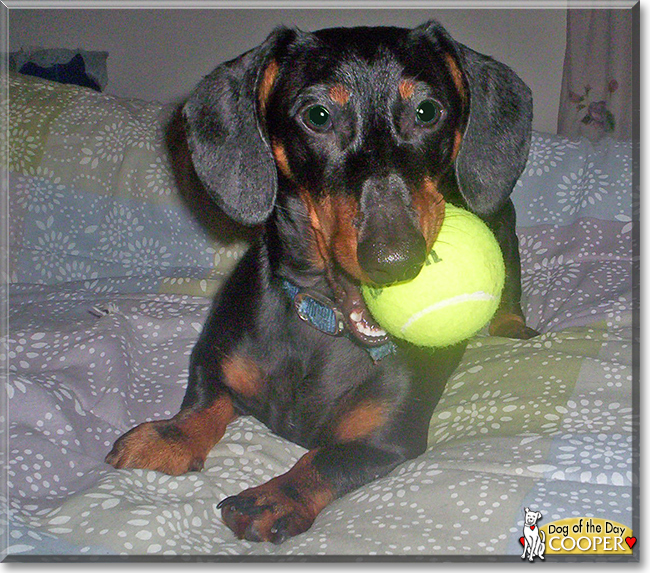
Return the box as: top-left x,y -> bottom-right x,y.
518,509 -> 635,558
520,508 -> 546,561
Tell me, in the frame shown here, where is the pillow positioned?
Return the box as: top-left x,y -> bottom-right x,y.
7,72 -> 249,296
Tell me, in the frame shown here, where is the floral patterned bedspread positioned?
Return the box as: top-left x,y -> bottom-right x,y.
3,74 -> 635,558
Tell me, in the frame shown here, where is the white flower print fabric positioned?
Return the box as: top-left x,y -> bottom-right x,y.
5,74 -> 634,558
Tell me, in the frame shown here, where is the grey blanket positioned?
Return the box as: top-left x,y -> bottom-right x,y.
4,74 -> 635,558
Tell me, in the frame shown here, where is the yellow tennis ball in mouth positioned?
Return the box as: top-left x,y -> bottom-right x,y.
361,203 -> 505,347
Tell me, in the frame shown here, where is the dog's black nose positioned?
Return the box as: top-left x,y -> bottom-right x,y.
358,234 -> 427,285
356,173 -> 428,285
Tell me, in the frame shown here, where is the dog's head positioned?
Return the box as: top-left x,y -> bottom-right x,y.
524,507 -> 543,526
184,21 -> 531,288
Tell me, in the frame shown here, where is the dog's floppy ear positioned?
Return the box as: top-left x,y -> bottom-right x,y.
415,21 -> 533,216
183,27 -> 292,226
454,43 -> 532,215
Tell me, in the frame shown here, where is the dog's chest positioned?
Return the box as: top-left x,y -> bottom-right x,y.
234,332 -> 407,448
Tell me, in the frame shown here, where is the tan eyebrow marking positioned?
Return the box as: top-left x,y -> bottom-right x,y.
329,84 -> 350,105
399,78 -> 416,100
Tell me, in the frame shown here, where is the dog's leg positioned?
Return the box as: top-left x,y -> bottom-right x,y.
106,361 -> 236,475
105,396 -> 234,475
219,441 -> 405,544
522,537 -> 529,559
483,200 -> 539,339
218,343 -> 464,543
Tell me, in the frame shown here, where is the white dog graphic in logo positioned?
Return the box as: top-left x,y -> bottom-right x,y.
521,507 -> 545,561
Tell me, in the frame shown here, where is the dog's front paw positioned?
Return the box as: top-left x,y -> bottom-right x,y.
105,420 -> 205,475
218,486 -> 316,544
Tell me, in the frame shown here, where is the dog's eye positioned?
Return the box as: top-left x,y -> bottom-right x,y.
415,100 -> 444,126
304,105 -> 332,131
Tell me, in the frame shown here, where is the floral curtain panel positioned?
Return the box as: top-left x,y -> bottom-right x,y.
557,9 -> 634,142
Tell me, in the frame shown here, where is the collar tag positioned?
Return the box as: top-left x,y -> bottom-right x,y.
281,279 -> 396,362
293,290 -> 346,336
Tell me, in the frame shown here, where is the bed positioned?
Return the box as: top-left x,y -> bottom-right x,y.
4,72 -> 636,559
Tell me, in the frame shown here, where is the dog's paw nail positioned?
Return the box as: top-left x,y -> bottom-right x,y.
217,495 -> 241,512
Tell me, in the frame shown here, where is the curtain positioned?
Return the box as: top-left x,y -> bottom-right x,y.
557,9 -> 635,141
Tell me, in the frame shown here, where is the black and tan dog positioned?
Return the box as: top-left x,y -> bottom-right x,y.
106,21 -> 536,543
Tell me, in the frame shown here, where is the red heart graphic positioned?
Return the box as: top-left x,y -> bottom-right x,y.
530,525 -> 535,530
519,537 -> 525,546
625,537 -> 636,549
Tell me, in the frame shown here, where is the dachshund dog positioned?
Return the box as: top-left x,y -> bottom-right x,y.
106,20 -> 536,544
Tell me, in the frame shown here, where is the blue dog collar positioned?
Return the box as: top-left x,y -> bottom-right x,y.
281,280 -> 346,336
281,279 -> 396,362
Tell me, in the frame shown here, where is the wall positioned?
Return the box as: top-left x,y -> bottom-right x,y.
9,8 -> 567,133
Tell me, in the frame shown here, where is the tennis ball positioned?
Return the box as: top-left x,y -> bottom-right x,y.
361,203 -> 505,347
